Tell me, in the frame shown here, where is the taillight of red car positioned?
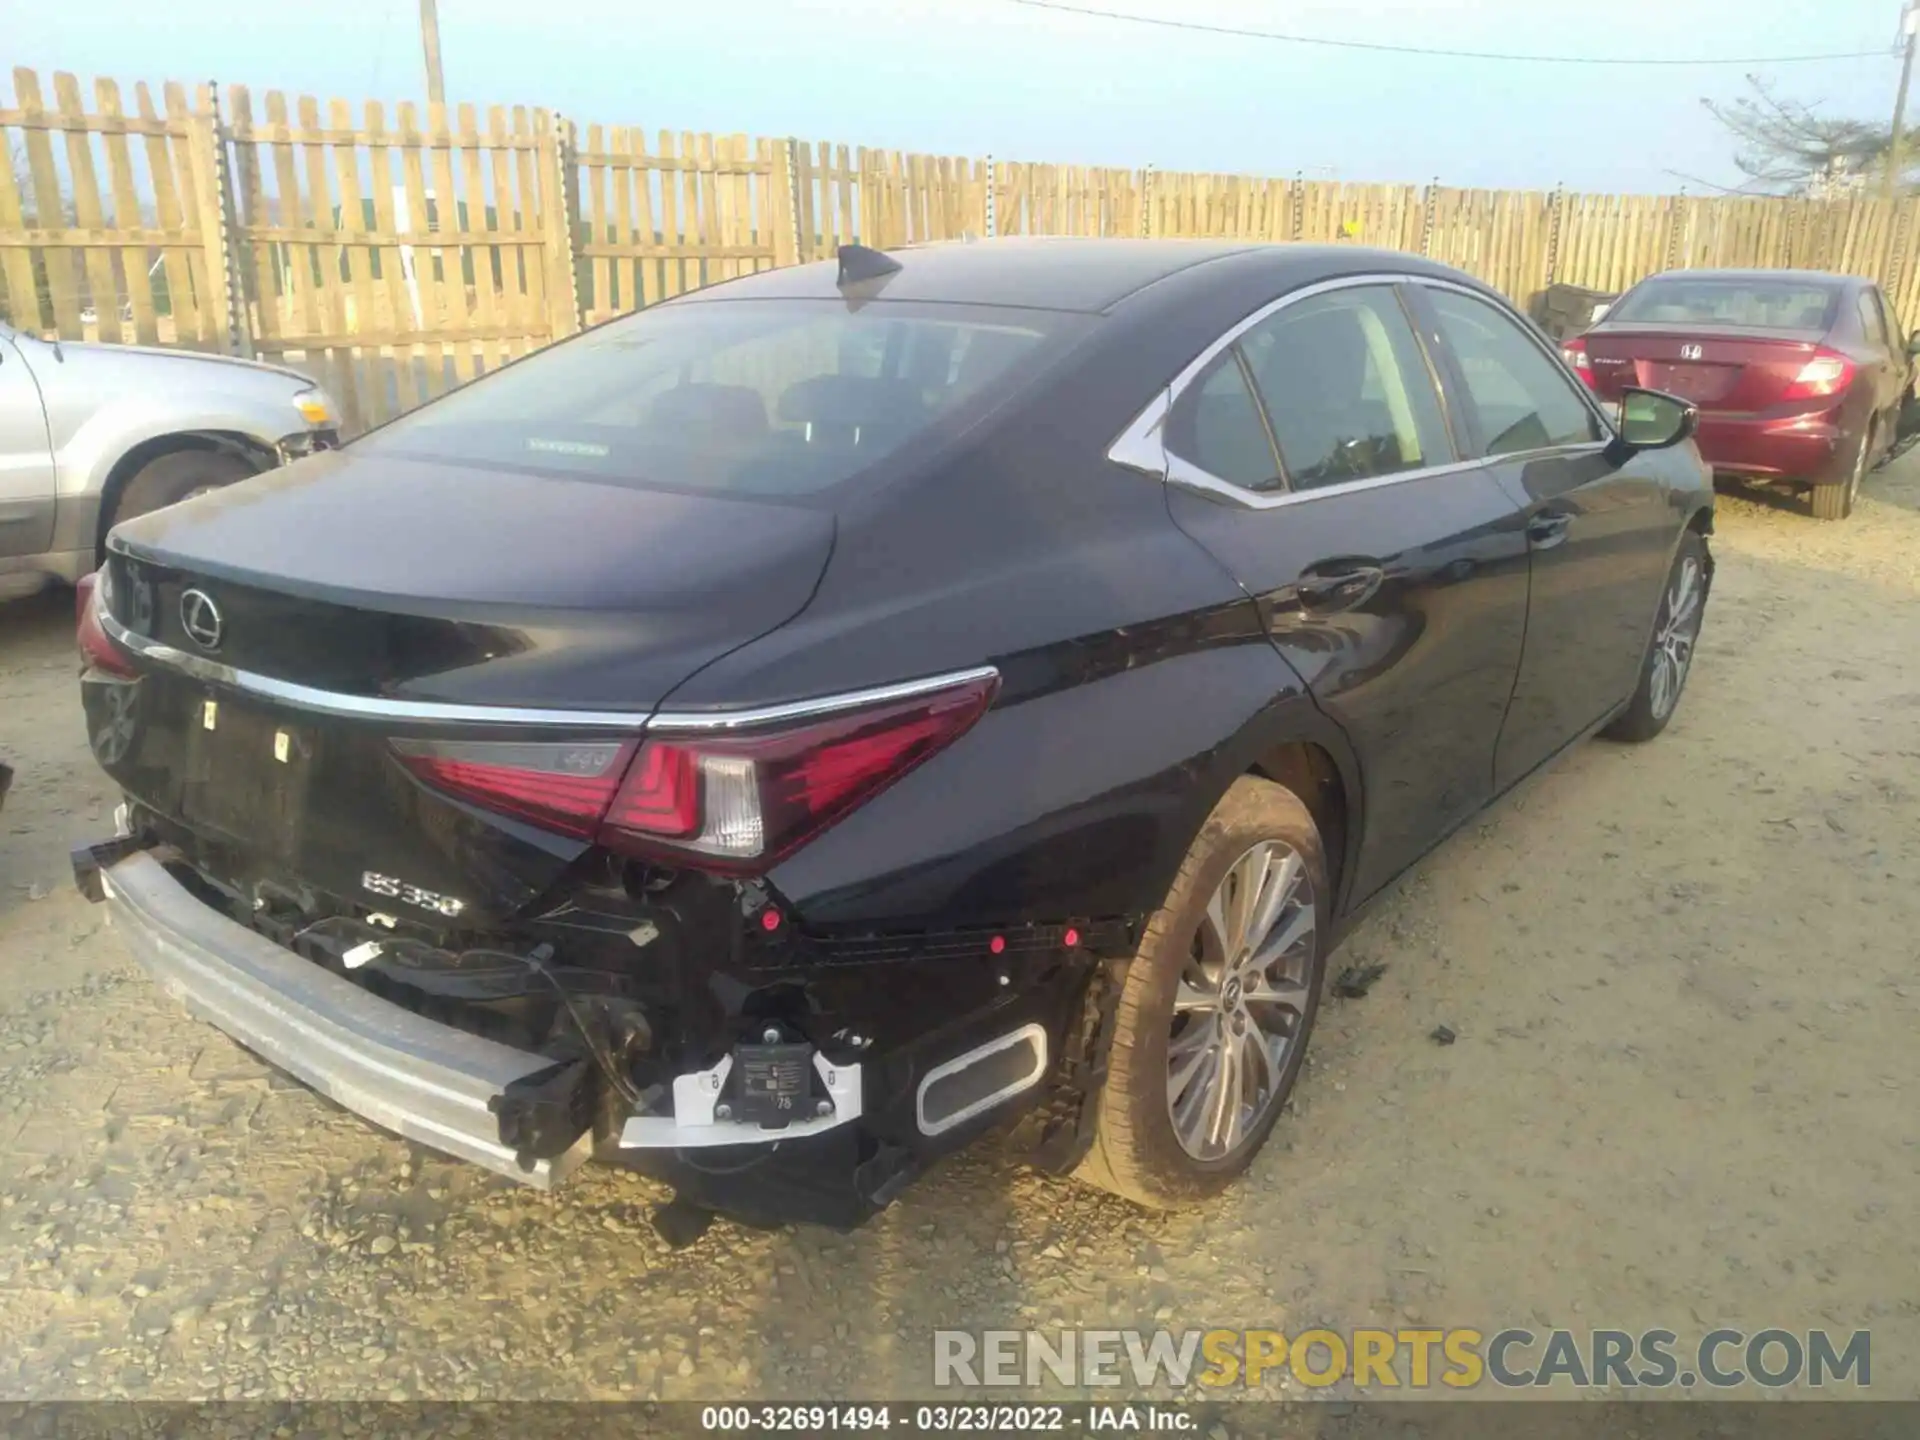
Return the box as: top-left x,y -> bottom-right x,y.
75,571 -> 136,678
1561,336 -> 1597,390
393,670 -> 999,875
1780,346 -> 1855,401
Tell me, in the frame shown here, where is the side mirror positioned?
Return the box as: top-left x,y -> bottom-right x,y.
1613,386 -> 1695,452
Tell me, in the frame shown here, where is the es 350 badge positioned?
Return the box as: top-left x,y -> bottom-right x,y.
361,870 -> 467,918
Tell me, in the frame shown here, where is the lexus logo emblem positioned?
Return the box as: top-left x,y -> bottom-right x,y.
179,589 -> 224,651
1680,343 -> 1704,360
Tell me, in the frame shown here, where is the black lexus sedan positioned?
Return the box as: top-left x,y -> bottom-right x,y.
71,239 -> 1712,1230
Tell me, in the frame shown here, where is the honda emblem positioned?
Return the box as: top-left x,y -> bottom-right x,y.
1680,343 -> 1704,361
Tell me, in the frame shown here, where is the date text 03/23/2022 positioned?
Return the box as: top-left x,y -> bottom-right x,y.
700,1406 -> 1187,1432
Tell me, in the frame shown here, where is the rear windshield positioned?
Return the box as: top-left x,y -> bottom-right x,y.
360,299 -> 1083,495
1608,278 -> 1838,332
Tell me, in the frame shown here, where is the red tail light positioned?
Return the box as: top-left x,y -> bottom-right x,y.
1781,347 -> 1854,401
599,671 -> 1000,873
393,739 -> 636,839
392,670 -> 999,874
1561,336 -> 1597,389
76,571 -> 136,678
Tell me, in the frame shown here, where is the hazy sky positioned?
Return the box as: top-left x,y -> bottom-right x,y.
6,0 -> 1904,193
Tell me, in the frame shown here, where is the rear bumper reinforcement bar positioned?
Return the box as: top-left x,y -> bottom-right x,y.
95,850 -> 591,1189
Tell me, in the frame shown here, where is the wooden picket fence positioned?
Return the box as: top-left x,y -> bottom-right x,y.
222,86 -> 572,432
0,72 -> 229,351
9,63 -> 1920,436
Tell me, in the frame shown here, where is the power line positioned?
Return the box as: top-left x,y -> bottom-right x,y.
1010,0 -> 1890,66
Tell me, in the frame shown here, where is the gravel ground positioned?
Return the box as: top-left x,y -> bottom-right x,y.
2,458 -> 1919,1404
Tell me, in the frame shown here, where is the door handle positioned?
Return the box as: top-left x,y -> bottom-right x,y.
1527,513 -> 1573,549
1296,561 -> 1384,614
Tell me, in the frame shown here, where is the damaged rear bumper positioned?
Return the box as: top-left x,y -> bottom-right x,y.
87,845 -> 879,1190
82,832 -> 1119,1224
96,849 -> 595,1188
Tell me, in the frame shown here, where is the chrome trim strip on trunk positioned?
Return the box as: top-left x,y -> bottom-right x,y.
646,666 -> 1000,733
99,851 -> 590,1190
99,611 -> 654,729
97,607 -> 998,733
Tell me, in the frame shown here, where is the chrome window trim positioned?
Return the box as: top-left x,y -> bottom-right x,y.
1107,387 -> 1172,477
1106,269 -> 1621,511
1165,451 -> 1492,511
1107,271 -> 1474,507
97,608 -> 998,733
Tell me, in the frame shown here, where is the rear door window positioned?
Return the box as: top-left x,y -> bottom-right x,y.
1238,286 -> 1452,490
1856,291 -> 1891,353
1873,288 -> 1903,353
1163,351 -> 1283,492
360,299 -> 1082,496
1424,288 -> 1604,456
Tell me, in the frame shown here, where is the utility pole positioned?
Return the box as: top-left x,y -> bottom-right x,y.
1886,0 -> 1918,201
419,0 -> 446,108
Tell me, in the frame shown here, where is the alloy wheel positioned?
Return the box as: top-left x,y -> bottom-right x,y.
1648,553 -> 1704,723
1166,839 -> 1316,1160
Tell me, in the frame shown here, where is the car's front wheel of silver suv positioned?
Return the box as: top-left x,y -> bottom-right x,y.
110,448 -> 258,532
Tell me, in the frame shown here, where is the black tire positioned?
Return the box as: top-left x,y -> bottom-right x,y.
1074,775 -> 1329,1209
1604,530 -> 1710,744
1809,428 -> 1870,522
109,448 -> 258,531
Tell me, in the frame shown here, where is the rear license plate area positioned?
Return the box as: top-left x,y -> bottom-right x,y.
1644,362 -> 1733,404
179,697 -> 315,855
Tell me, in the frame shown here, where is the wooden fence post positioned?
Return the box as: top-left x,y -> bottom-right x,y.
1667,189 -> 1686,272
1140,164 -> 1154,237
538,112 -> 583,338
1419,178 -> 1438,256
1889,199 -> 1914,321
1544,183 -> 1564,288
1291,173 -> 1305,241
789,138 -> 816,262
775,138 -> 803,265
191,83 -> 253,358
783,138 -> 809,263
985,154 -> 996,238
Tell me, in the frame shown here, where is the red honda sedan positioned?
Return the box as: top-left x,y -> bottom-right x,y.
1564,269 -> 1912,520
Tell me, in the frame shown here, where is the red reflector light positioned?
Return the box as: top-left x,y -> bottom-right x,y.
1781,346 -> 1854,401
1063,927 -> 1080,948
76,570 -> 136,678
393,739 -> 634,838
760,908 -> 782,933
1561,336 -> 1597,389
598,670 -> 1000,874
989,935 -> 1006,955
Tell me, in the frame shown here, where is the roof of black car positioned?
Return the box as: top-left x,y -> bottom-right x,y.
677,238 -> 1436,314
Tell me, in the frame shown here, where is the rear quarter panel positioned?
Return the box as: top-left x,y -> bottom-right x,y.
684,257 -> 1417,936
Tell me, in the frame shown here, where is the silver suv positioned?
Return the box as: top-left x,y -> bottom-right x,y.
0,321 -> 341,600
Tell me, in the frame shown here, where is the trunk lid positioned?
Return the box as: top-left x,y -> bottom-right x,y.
1583,324 -> 1823,410
93,449 -> 835,922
